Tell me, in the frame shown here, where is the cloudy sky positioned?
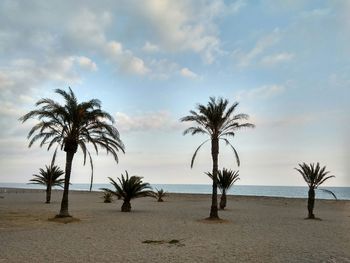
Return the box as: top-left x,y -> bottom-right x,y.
0,0 -> 349,187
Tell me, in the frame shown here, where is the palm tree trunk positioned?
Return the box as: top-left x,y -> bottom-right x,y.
307,188 -> 315,219
220,189 -> 226,210
121,199 -> 131,212
46,184 -> 51,204
209,137 -> 219,219
57,151 -> 75,217
89,172 -> 93,192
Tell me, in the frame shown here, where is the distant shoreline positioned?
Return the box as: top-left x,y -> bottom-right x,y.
1,187 -> 349,202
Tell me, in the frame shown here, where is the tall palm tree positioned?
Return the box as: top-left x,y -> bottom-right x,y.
101,171 -> 153,212
20,87 -> 125,217
207,168 -> 239,210
295,162 -> 335,219
181,97 -> 254,219
29,149 -> 64,203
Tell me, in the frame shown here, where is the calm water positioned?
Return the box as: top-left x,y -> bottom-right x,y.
1,183 -> 349,200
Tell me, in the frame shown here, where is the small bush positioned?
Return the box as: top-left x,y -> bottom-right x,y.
102,191 -> 113,203
153,188 -> 167,202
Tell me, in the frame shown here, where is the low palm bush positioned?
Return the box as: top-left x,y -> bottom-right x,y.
153,188 -> 167,202
102,191 -> 113,203
101,171 -> 153,212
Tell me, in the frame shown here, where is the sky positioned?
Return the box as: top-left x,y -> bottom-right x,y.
0,0 -> 349,187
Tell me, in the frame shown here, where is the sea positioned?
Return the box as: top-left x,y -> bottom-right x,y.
1,183 -> 350,200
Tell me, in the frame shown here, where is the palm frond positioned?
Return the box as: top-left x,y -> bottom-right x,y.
220,138 -> 240,167
295,162 -> 335,189
190,140 -> 209,168
183,127 -> 208,136
317,175 -> 335,187
50,147 -> 58,168
208,168 -> 240,192
319,189 -> 337,200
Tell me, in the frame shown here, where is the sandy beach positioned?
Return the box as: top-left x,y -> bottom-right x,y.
0,188 -> 349,263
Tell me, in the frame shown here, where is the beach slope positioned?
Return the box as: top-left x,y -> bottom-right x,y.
0,189 -> 349,262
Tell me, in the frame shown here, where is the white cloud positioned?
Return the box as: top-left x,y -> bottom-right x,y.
67,8 -> 110,48
146,60 -> 199,80
0,71 -> 14,88
0,1 -> 243,79
142,41 -> 160,53
75,56 -> 98,71
254,110 -> 340,129
0,102 -> 22,118
0,57 -> 81,97
107,41 -> 123,56
0,100 -> 37,138
115,111 -> 183,132
133,0 -> 243,64
68,9 -> 149,75
301,8 -> 331,18
180,68 -> 198,79
271,114 -> 315,128
121,55 -> 149,75
260,52 -> 294,66
147,59 -> 179,80
236,84 -> 285,100
102,40 -> 149,75
0,55 -> 99,115
0,56 -> 86,140
233,28 -> 281,68
328,73 -> 350,89
227,0 -> 246,14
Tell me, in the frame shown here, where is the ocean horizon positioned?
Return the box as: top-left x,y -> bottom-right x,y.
1,183 -> 349,200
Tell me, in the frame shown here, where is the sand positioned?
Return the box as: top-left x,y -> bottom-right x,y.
0,188 -> 349,263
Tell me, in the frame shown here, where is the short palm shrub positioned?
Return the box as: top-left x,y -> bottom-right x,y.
207,168 -> 239,210
101,171 -> 153,212
153,188 -> 167,202
102,191 -> 113,203
295,162 -> 335,219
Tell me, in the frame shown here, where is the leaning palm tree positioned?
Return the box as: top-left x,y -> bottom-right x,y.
29,150 -> 64,203
295,162 -> 335,219
20,87 -> 125,217
207,168 -> 239,210
181,97 -> 254,219
101,171 -> 153,212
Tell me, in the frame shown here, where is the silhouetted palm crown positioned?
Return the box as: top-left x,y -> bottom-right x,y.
295,162 -> 334,189
20,87 -> 125,166
181,97 -> 254,167
29,149 -> 64,187
30,165 -> 64,187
